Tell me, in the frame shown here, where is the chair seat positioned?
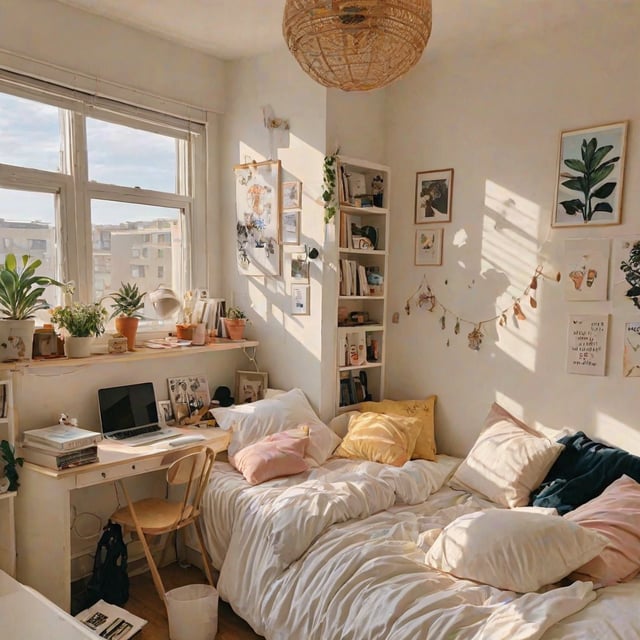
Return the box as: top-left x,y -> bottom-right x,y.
111,498 -> 194,535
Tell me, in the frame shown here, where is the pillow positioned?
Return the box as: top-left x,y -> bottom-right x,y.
334,411 -> 422,467
449,403 -> 564,507
327,411 -> 360,438
359,396 -> 437,460
212,388 -> 341,466
425,508 -> 608,593
531,431 -> 640,514
229,427 -> 310,485
565,475 -> 640,586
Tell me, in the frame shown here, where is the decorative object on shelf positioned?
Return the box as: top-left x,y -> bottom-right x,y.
404,266 -> 561,351
283,0 -> 432,92
414,227 -> 444,266
567,315 -> 609,376
107,282 -> 146,351
167,374 -> 211,426
0,253 -> 67,362
564,238 -> 610,301
615,237 -> 640,310
623,322 -> 640,377
291,284 -> 310,315
50,302 -> 108,358
322,150 -> 339,223
372,175 -> 384,207
282,180 -> 302,210
0,439 -> 23,492
234,159 -> 281,276
235,370 -> 269,404
553,121 -> 628,227
415,168 -> 454,224
224,306 -> 249,341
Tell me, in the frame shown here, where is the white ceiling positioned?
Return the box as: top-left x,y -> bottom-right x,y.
54,0 -> 621,62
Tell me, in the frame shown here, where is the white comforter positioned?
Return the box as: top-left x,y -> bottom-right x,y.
201,456 -> 640,640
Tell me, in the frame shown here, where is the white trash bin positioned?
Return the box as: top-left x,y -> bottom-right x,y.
166,583 -> 218,640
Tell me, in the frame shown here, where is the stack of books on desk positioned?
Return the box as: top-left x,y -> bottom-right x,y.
21,425 -> 102,470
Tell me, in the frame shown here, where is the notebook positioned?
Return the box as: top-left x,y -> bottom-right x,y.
98,382 -> 180,446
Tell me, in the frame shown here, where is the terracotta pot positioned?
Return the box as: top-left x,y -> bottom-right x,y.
176,323 -> 194,341
224,318 -> 246,341
115,316 -> 140,351
64,336 -> 93,358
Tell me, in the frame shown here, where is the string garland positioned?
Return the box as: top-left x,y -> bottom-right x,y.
404,265 -> 561,351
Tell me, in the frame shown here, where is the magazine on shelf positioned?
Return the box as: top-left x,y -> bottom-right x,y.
75,599 -> 147,640
23,424 -> 102,451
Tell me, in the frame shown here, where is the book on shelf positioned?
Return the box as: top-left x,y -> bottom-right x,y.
0,383 -> 6,419
21,444 -> 99,470
23,424 -> 102,451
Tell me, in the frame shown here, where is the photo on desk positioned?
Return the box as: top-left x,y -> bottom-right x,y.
157,400 -> 176,426
167,375 -> 211,425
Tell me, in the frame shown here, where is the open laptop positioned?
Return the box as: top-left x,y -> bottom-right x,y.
98,382 -> 180,446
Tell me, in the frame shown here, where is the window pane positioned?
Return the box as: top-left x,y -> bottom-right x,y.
87,118 -> 177,192
91,200 -> 183,322
0,187 -> 61,314
0,92 -> 62,172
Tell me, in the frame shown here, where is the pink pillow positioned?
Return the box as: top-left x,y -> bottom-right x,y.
229,428 -> 310,485
565,474 -> 640,586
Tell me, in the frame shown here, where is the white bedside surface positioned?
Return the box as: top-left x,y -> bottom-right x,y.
0,569 -> 96,639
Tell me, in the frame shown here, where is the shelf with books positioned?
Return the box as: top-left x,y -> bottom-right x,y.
0,377 -> 16,577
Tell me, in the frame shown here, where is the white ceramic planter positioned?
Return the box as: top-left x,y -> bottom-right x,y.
0,319 -> 35,362
64,336 -> 94,358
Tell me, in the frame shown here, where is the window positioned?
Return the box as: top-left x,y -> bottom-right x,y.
0,73 -> 207,329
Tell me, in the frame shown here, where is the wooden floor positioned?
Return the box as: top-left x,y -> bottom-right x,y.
126,563 -> 264,640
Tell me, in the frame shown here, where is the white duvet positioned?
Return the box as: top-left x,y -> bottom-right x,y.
201,456 -> 640,640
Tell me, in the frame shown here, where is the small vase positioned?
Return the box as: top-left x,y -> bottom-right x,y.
115,316 -> 139,351
64,336 -> 93,358
224,318 -> 246,341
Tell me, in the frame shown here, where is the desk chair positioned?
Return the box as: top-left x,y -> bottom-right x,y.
110,446 -> 216,604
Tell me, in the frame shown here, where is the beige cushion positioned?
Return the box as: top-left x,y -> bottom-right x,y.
334,412 -> 423,467
449,403 -> 564,507
359,396 -> 437,460
425,508 -> 608,593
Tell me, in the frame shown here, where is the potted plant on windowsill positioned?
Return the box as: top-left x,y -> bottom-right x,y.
49,302 -> 108,358
224,306 -> 249,341
0,254 -> 66,362
107,282 -> 146,351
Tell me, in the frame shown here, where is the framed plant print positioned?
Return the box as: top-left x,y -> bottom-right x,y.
553,121 -> 627,227
612,236 -> 640,310
564,238 -> 610,301
415,168 -> 453,223
282,180 -> 302,210
282,210 -> 300,245
291,284 -> 310,315
234,159 -> 281,276
414,227 -> 443,266
235,370 -> 269,404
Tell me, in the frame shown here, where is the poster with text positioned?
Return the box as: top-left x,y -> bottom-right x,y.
624,321 -> 640,377
566,314 -> 609,376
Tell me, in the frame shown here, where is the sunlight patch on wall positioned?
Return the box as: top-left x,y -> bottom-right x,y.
594,411 -> 640,457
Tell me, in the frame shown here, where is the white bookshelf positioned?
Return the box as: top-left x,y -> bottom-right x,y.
0,376 -> 16,576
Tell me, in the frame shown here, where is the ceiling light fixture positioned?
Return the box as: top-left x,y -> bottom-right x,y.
283,0 -> 432,92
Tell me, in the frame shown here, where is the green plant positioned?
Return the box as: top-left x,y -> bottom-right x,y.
0,254 -> 66,320
559,137 -> 620,223
226,306 -> 248,320
50,302 -> 108,337
322,149 -> 340,224
1,439 -> 23,491
108,282 -> 146,319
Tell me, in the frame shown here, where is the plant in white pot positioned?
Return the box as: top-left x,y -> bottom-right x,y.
0,254 -> 65,362
107,282 -> 146,351
224,306 -> 249,341
49,302 -> 108,358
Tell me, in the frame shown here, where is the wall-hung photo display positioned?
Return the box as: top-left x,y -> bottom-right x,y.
564,238 -> 610,301
415,168 -> 453,224
235,370 -> 269,404
291,283 -> 310,315
552,121 -> 628,227
612,236 -> 640,310
623,321 -> 640,377
282,180 -> 302,210
290,251 -> 309,282
566,314 -> 609,376
414,227 -> 443,266
234,159 -> 281,276
282,210 -> 300,245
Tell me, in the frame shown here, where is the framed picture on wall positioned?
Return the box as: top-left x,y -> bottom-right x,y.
624,321 -> 640,377
564,238 -> 610,301
566,314 -> 609,376
415,168 -> 453,223
414,227 -> 443,266
282,181 -> 302,210
282,210 -> 300,245
612,236 -> 640,310
552,121 -> 628,227
291,284 -> 310,315
290,252 -> 309,282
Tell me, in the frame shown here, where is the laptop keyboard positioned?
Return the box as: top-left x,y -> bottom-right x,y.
111,425 -> 161,440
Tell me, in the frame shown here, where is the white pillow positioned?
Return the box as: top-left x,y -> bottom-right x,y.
449,404 -> 564,507
425,508 -> 608,593
212,388 -> 341,466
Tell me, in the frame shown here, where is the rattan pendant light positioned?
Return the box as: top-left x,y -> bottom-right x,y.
283,0 -> 432,92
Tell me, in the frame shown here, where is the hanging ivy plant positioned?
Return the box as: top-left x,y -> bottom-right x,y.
1,439 -> 23,492
322,149 -> 339,223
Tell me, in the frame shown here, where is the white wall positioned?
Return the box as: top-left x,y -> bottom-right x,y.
385,5 -> 640,456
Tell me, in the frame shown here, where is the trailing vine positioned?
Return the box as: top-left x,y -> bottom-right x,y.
1,439 -> 23,491
322,149 -> 339,223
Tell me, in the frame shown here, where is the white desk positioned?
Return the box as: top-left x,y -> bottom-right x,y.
14,428 -> 230,612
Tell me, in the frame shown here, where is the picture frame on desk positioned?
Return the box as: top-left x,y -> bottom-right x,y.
157,400 -> 175,426
167,375 -> 211,425
235,370 -> 269,404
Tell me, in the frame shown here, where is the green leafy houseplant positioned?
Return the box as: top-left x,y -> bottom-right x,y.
224,306 -> 249,340
559,137 -> 620,223
1,439 -> 23,492
226,306 -> 248,320
322,149 -> 339,224
49,302 -> 108,337
108,282 -> 146,319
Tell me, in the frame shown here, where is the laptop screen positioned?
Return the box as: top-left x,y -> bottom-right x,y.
98,382 -> 159,435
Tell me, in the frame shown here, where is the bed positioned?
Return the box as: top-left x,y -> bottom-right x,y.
201,389 -> 640,640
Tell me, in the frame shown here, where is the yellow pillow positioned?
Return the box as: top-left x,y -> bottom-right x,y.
334,412 -> 422,467
359,396 -> 437,461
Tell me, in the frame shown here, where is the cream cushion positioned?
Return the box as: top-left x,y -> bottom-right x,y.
425,508 -> 608,593
334,411 -> 423,467
449,403 -> 564,507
